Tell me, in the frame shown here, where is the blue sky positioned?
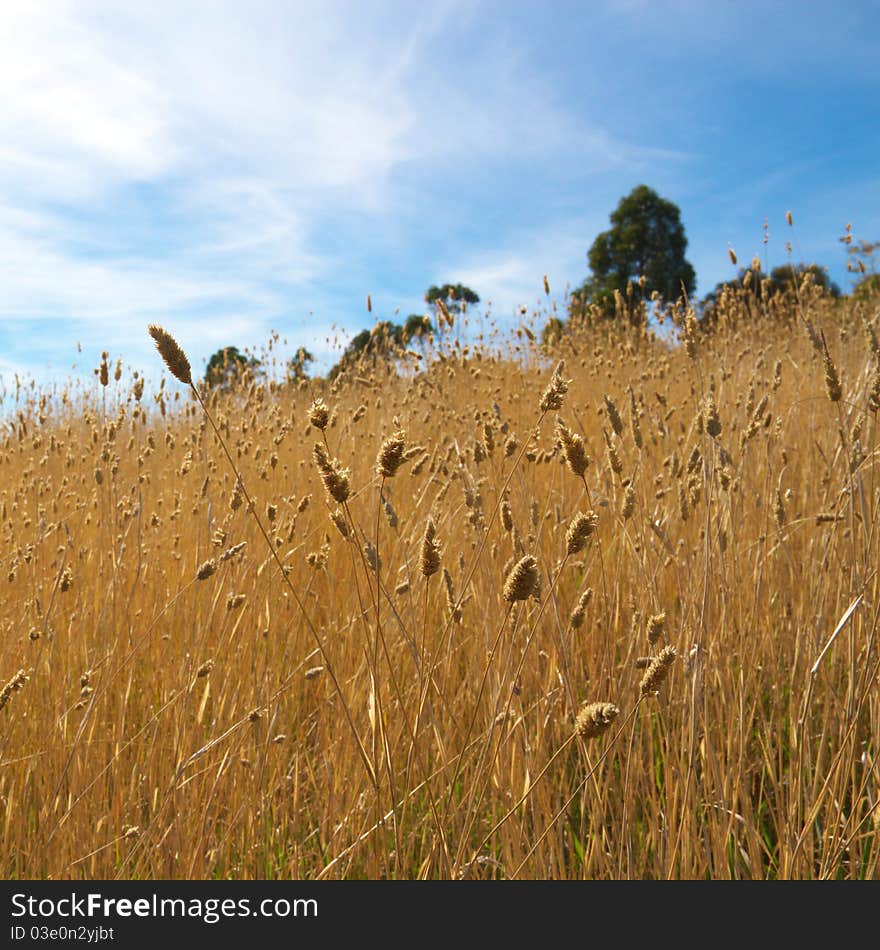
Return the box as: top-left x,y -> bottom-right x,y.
1,0 -> 878,384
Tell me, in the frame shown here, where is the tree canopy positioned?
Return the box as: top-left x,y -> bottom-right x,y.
403,314 -> 432,345
204,346 -> 261,388
287,347 -> 314,382
767,263 -> 840,299
853,273 -> 880,302
573,185 -> 695,316
700,259 -> 840,328
327,284 -> 478,379
425,283 -> 480,313
700,262 -> 840,325
328,320 -> 422,380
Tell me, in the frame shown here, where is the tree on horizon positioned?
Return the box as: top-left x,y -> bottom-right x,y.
204,346 -> 261,389
572,184 -> 696,318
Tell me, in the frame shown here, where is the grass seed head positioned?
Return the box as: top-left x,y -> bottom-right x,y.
646,611 -> 666,645
555,419 -> 589,477
0,669 -> 29,712
822,341 -> 842,402
539,361 -> 569,413
703,395 -> 722,438
364,539 -> 381,573
501,496 -> 514,532
420,516 -> 442,578
678,482 -> 690,522
621,484 -> 636,520
868,362 -> 880,414
604,429 -> 623,476
313,442 -> 351,504
196,559 -> 217,581
684,309 -> 698,360
629,389 -> 643,449
219,541 -> 247,563
148,325 -> 193,386
639,645 -> 678,697
503,555 -> 540,603
330,508 -> 350,539
774,488 -> 786,528
574,701 -> 619,739
309,399 -> 330,431
566,511 -> 598,556
569,587 -> 593,630
603,394 -> 623,436
443,567 -> 462,623
376,429 -> 407,478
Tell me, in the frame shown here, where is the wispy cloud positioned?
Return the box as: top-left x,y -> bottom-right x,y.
435,216 -> 605,319
1,0 -> 874,383
0,2 -> 177,201
0,0 -> 635,373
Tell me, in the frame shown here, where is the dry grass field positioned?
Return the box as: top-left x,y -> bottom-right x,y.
1,277 -> 879,879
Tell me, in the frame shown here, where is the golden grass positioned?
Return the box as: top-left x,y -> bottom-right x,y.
1,281 -> 879,880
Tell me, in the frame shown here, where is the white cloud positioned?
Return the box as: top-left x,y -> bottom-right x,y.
0,1 -> 451,342
0,2 -> 177,201
0,0 -> 703,383
434,217 -> 604,319
0,214 -> 273,322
